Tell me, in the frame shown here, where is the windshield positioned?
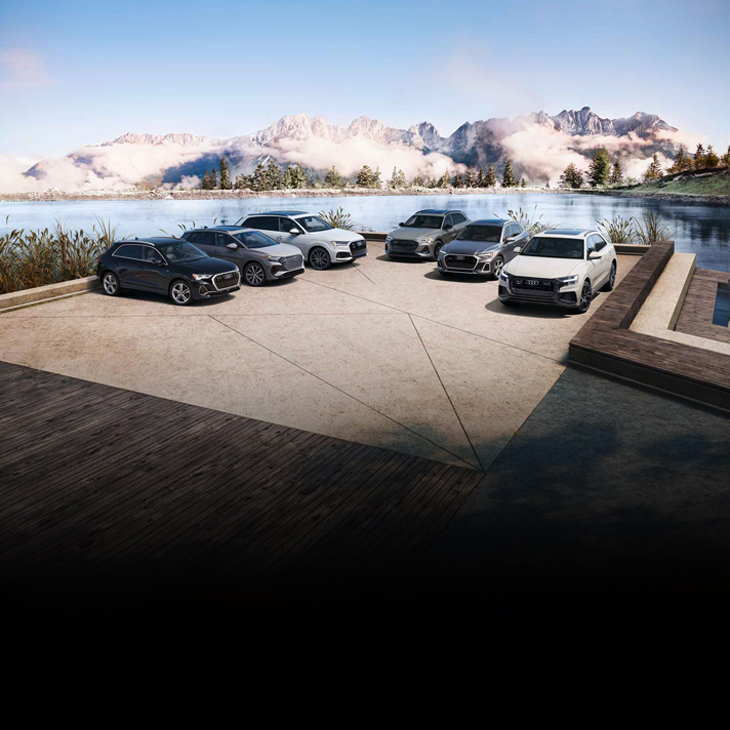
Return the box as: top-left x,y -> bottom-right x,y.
403,215 -> 444,229
296,216 -> 332,233
520,237 -> 584,259
457,225 -> 502,243
155,241 -> 207,262
234,231 -> 277,248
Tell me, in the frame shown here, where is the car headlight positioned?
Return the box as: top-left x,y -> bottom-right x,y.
556,275 -> 579,287
192,273 -> 213,281
330,241 -> 351,247
499,270 -> 509,282
263,255 -> 281,262
420,237 -> 433,245
385,236 -> 392,243
477,251 -> 495,259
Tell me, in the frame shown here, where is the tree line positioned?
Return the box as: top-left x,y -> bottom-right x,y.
199,157 -> 530,191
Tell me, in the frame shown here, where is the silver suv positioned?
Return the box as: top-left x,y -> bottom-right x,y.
385,209 -> 469,260
437,219 -> 530,278
181,226 -> 304,286
236,211 -> 368,270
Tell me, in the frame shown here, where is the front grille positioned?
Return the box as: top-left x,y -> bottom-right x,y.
350,240 -> 367,253
281,254 -> 303,271
213,270 -> 239,289
510,276 -> 556,297
391,239 -> 418,250
444,254 -> 478,270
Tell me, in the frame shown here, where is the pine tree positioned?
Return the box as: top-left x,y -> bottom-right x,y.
437,171 -> 450,188
412,174 -> 425,188
251,162 -> 267,191
704,145 -> 719,168
476,168 -> 486,187
452,174 -> 463,188
520,178 -> 526,188
283,164 -> 308,189
588,148 -> 611,187
219,157 -> 231,190
372,167 -> 382,188
502,159 -> 516,187
265,161 -> 284,190
559,163 -> 584,189
669,145 -> 687,173
201,170 -> 211,190
356,165 -> 373,187
465,167 -> 478,188
693,143 -> 706,169
485,166 -> 497,187
210,168 -> 218,189
234,173 -> 251,190
609,160 -> 623,186
389,167 -> 407,188
722,145 -> 730,167
643,153 -> 663,183
324,166 -> 344,187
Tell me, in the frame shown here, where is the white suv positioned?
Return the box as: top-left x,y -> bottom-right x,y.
236,211 -> 367,270
498,229 -> 617,314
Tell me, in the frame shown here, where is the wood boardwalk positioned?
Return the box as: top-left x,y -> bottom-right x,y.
676,268 -> 729,343
569,242 -> 730,411
0,361 -> 484,616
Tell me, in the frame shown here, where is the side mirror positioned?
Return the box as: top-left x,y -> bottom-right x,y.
226,242 -> 238,250
289,228 -> 300,235
514,246 -> 522,253
398,222 -> 405,227
588,250 -> 601,260
504,236 -> 515,243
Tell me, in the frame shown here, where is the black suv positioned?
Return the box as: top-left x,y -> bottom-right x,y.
96,237 -> 241,306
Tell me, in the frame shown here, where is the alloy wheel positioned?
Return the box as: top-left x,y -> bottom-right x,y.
434,242 -> 443,259
494,257 -> 504,279
309,248 -> 330,270
579,281 -> 592,312
245,263 -> 266,286
171,281 -> 192,305
610,264 -> 616,289
102,273 -> 118,295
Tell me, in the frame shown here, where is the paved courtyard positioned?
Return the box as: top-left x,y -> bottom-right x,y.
0,242 -> 637,471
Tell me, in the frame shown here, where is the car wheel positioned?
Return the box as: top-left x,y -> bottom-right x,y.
602,261 -> 617,291
309,247 -> 331,270
573,280 -> 592,314
493,256 -> 504,280
101,271 -> 120,296
244,261 -> 267,287
170,279 -> 193,306
433,241 -> 444,259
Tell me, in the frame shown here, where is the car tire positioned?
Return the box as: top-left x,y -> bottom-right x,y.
602,261 -> 617,292
309,247 -> 331,270
492,256 -> 504,280
433,241 -> 444,259
572,280 -> 592,314
170,279 -> 193,306
101,271 -> 121,297
243,261 -> 267,287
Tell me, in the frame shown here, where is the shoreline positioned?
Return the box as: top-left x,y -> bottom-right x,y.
0,187 -> 725,205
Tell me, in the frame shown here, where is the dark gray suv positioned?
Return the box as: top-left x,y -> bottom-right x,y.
181,226 -> 304,286
437,219 -> 530,278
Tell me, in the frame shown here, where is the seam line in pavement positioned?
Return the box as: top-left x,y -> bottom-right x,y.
408,313 -> 484,471
208,314 -> 479,470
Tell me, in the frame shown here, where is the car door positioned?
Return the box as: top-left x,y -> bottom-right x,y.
136,245 -> 168,292
503,223 -> 525,261
442,215 -> 457,243
211,232 -> 242,266
275,217 -> 302,247
585,235 -> 608,286
592,234 -> 612,283
187,230 -> 217,257
451,212 -> 469,236
112,244 -> 145,288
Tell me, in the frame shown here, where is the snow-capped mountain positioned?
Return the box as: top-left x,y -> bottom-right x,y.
17,107 -> 684,192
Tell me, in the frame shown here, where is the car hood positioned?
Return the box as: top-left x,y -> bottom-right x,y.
179,256 -> 238,274
313,228 -> 363,242
505,256 -> 584,278
442,240 -> 500,255
258,243 -> 302,257
387,227 -> 440,241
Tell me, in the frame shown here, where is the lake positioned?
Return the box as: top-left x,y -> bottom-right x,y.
1,192 -> 728,271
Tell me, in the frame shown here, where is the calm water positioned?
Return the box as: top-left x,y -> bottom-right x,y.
1,192 -> 728,270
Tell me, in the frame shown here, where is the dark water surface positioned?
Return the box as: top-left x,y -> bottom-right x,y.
1,192 -> 727,270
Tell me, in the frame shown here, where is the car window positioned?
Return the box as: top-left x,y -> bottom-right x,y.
402,215 -> 444,229
513,223 -> 523,234
296,216 -> 332,233
587,235 -> 600,253
443,215 -> 455,229
457,225 -> 502,242
521,237 -> 584,259
506,224 -> 519,239
214,233 -> 234,247
279,218 -> 302,233
140,246 -> 165,263
154,241 -> 207,262
114,244 -> 144,260
593,234 -> 607,251
452,213 -> 466,224
233,231 -> 278,248
247,216 -> 279,231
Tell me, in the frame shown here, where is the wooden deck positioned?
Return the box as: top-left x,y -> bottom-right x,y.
675,268 -> 729,343
0,360 -> 484,617
569,242 -> 730,411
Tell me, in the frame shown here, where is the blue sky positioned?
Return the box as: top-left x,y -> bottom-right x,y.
1,0 -> 728,157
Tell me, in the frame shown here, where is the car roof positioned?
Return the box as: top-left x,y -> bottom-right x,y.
415,209 -> 460,215
187,226 -> 250,233
539,229 -> 595,238
470,218 -> 509,226
251,210 -> 309,216
117,237 -> 181,246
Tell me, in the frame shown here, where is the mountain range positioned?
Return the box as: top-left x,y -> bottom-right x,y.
20,107 -> 682,191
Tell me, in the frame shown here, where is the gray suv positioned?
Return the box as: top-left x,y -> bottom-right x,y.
181,226 -> 304,286
385,209 -> 469,260
437,219 -> 530,278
